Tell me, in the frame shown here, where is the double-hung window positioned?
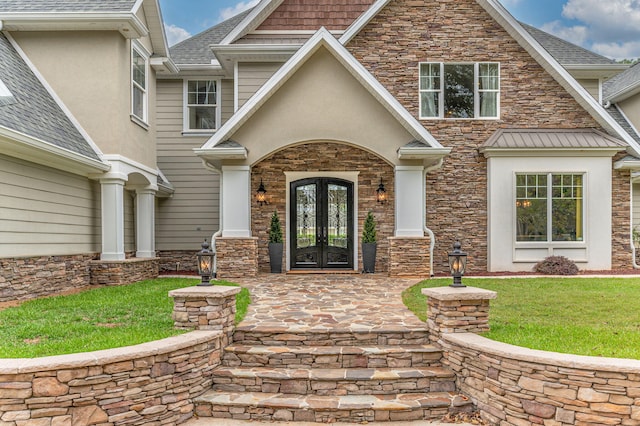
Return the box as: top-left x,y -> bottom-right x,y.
419,62 -> 499,119
185,80 -> 219,131
515,173 -> 584,243
131,43 -> 148,123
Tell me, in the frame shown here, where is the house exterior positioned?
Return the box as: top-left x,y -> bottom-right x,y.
2,0 -> 640,302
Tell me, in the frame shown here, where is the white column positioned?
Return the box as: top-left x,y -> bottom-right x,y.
395,165 -> 425,236
100,178 -> 126,260
221,165 -> 252,237
135,187 -> 156,258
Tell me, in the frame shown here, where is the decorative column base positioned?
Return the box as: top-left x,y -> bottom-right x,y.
388,236 -> 431,277
169,285 -> 242,347
215,237 -> 259,278
422,286 -> 497,344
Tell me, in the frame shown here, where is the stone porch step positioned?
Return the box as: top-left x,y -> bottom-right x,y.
212,366 -> 456,395
194,390 -> 474,423
222,344 -> 443,368
233,328 -> 430,347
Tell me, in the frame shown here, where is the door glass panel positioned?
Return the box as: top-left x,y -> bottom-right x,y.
296,184 -> 316,249
328,184 -> 348,248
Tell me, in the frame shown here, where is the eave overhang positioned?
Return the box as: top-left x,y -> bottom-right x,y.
397,146 -> 452,165
564,63 -> 629,80
210,44 -> 300,75
0,13 -> 149,39
219,0 -> 286,45
0,125 -> 110,176
606,82 -> 640,104
193,145 -> 248,163
150,56 -> 179,74
615,156 -> 640,170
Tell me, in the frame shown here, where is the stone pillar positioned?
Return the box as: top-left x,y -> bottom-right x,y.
395,166 -> 425,237
100,178 -> 126,261
134,187 -> 156,258
422,286 -> 497,344
169,285 -> 242,347
215,237 -> 259,278
388,236 -> 431,277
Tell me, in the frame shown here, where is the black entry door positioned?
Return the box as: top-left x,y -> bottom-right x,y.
290,178 -> 354,269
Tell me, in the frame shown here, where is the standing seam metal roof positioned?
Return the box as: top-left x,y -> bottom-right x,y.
481,128 -> 627,150
0,33 -> 100,161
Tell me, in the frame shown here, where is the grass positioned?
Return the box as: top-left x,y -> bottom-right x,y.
403,277 -> 640,360
0,278 -> 251,358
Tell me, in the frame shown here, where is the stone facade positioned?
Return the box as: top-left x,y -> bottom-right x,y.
89,258 -> 159,286
0,332 -> 222,426
612,166 -> 633,269
0,254 -> 97,304
215,238 -> 258,278
157,250 -> 200,274
388,236 -> 432,277
251,142 -> 394,273
347,0 -> 610,274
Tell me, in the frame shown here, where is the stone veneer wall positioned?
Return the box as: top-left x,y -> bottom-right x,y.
347,0 -> 612,274
251,142 -> 394,273
612,166 -> 633,269
157,251 -> 199,274
215,238 -> 258,278
0,331 -> 221,426
89,258 -> 159,286
441,333 -> 640,426
0,254 -> 97,304
388,237 -> 431,277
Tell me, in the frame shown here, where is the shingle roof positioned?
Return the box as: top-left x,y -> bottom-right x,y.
169,8 -> 254,65
520,23 -> 616,66
605,104 -> 640,145
480,128 -> 627,150
0,33 -> 100,161
0,0 -> 136,12
603,62 -> 640,102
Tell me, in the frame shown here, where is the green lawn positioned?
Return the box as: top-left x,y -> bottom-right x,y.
0,278 -> 250,358
403,277 -> 640,359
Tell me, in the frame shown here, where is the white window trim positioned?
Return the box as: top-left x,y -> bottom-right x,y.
182,78 -> 222,135
513,171 -> 587,247
418,62 -> 500,120
131,41 -> 149,126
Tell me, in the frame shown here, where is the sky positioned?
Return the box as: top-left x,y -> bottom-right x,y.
158,0 -> 640,60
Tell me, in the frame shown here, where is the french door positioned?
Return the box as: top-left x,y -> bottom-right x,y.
290,178 -> 354,269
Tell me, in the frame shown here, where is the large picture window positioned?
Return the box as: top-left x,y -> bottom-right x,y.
516,173 -> 584,242
419,62 -> 499,119
131,45 -> 148,122
185,80 -> 218,131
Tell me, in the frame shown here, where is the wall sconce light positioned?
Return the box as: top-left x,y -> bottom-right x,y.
376,178 -> 387,204
196,239 -> 215,286
448,241 -> 468,288
256,179 -> 268,206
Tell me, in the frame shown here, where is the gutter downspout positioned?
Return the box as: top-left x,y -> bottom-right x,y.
632,175 -> 640,269
423,159 -> 444,277
203,160 -> 223,278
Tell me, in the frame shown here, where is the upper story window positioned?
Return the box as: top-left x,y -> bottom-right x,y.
419,62 -> 500,119
516,173 -> 584,243
184,80 -> 219,132
131,43 -> 148,124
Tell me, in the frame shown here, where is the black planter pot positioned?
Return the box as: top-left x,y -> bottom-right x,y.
362,242 -> 377,273
268,242 -> 283,273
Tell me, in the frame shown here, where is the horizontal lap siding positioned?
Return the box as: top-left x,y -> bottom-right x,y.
576,78 -> 600,101
156,79 -> 222,250
0,154 -> 100,257
237,63 -> 282,108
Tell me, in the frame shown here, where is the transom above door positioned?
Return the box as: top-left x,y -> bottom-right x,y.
290,178 -> 354,270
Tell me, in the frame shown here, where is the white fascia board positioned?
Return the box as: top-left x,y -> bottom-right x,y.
0,13 -> 149,38
340,0 -> 391,45
219,0 -> 285,45
564,63 -> 628,80
0,125 -> 110,175
192,146 -> 248,161
211,44 -> 300,74
199,28 -> 442,153
397,147 -> 452,160
614,157 -> 640,170
477,0 -> 640,158
606,82 -> 640,104
150,56 -> 179,74
141,0 -> 170,57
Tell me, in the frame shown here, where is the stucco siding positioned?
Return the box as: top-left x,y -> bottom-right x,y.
237,62 -> 282,108
0,154 -> 101,258
576,78 -> 600,102
156,79 -> 220,250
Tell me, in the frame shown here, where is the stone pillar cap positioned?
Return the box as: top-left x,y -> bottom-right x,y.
169,285 -> 242,298
422,286 -> 497,300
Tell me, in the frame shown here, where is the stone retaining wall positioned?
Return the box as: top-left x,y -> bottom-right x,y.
89,258 -> 159,286
0,331 -> 221,426
0,254 -> 97,304
440,333 -> 640,426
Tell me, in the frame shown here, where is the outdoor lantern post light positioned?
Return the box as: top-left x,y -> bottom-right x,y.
376,178 -> 387,204
256,179 -> 268,206
196,239 -> 215,286
448,241 -> 468,288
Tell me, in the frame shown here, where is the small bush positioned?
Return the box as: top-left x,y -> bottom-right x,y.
533,256 -> 578,275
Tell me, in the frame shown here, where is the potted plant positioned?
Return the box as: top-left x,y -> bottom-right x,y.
268,210 -> 284,273
362,211 -> 377,273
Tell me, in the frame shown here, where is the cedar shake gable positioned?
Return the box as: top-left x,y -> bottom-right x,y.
256,0 -> 377,31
